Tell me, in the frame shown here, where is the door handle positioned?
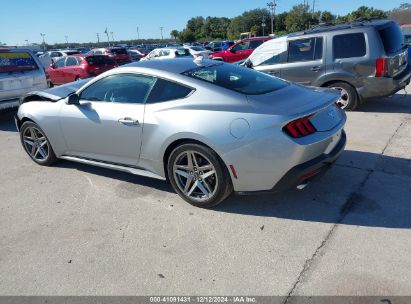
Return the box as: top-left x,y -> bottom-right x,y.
311,66 -> 321,72
268,70 -> 279,75
118,117 -> 140,126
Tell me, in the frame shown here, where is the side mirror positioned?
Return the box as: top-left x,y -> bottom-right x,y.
67,94 -> 80,105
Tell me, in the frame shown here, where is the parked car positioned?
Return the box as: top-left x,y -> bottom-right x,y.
404,34 -> 411,62
39,50 -> 80,68
16,58 -> 346,208
184,46 -> 212,58
127,49 -> 145,62
247,20 -> 411,110
88,47 -> 132,65
141,47 -> 192,61
209,37 -> 271,63
46,54 -> 117,86
0,48 -> 47,110
205,41 -> 234,52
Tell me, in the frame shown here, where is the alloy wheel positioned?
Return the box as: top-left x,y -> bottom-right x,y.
22,126 -> 50,162
173,151 -> 218,202
331,86 -> 350,109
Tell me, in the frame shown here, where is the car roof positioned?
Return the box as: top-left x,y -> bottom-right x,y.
288,19 -> 395,37
127,58 -> 220,74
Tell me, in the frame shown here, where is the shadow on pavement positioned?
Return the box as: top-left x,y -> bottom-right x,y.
0,109 -> 17,132
54,148 -> 411,229
214,150 -> 411,229
357,92 -> 411,114
56,160 -> 174,194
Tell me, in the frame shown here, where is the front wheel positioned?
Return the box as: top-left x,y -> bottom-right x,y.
20,121 -> 57,166
167,144 -> 233,208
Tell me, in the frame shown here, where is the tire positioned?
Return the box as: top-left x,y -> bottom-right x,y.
327,82 -> 359,111
20,121 -> 57,166
167,143 -> 233,208
75,76 -> 81,81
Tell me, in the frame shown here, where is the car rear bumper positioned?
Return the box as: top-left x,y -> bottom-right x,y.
358,65 -> 411,100
237,130 -> 346,195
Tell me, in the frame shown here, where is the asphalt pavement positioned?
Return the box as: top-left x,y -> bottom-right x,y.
0,90 -> 410,297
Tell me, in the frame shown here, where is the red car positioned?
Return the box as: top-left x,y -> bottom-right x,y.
88,47 -> 132,65
209,37 -> 271,63
46,55 -> 117,86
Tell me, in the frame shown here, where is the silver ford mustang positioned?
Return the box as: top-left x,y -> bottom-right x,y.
16,58 -> 346,208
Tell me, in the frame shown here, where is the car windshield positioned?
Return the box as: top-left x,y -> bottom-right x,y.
183,63 -> 288,95
110,48 -> 128,55
0,51 -> 38,73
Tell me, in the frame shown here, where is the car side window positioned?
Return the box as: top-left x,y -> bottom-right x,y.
65,57 -> 78,66
51,52 -> 60,57
79,74 -> 156,104
232,41 -> 250,52
54,58 -> 66,68
333,33 -> 366,59
288,37 -> 323,63
147,79 -> 193,103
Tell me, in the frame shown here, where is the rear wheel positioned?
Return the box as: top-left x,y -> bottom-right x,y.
20,121 -> 57,166
327,82 -> 358,111
167,143 -> 233,208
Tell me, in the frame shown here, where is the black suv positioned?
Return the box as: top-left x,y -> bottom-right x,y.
248,20 -> 411,110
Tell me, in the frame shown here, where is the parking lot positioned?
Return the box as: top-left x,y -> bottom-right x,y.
0,90 -> 410,296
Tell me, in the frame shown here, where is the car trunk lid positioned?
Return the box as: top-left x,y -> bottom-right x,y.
246,84 -> 344,131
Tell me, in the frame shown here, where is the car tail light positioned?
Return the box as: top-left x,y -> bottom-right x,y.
283,115 -> 317,138
375,58 -> 389,77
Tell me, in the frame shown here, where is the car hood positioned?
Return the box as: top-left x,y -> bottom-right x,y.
20,79 -> 90,103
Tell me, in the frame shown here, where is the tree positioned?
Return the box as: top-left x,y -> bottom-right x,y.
321,11 -> 336,24
227,9 -> 270,39
170,30 -> 179,41
347,6 -> 387,21
399,3 -> 411,10
179,29 -> 196,43
186,16 -> 206,40
285,4 -> 312,32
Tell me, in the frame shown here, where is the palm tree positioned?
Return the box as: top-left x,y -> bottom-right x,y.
170,30 -> 179,41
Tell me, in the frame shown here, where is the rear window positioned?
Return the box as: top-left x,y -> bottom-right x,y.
183,63 -> 287,95
333,33 -> 366,59
378,22 -> 405,54
0,51 -> 38,73
109,48 -> 128,55
175,49 -> 191,57
86,56 -> 115,65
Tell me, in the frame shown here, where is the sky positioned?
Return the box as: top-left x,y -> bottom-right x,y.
0,0 -> 406,45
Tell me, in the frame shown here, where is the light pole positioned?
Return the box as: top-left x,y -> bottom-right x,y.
65,35 -> 69,48
136,26 -> 140,41
25,39 -> 29,46
262,19 -> 266,36
40,33 -> 46,51
110,32 -> 115,44
267,0 -> 277,34
96,33 -> 100,45
160,27 -> 164,41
